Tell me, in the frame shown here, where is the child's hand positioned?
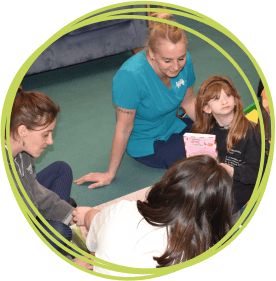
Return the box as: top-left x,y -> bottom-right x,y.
71,207 -> 93,226
74,256 -> 94,270
220,163 -> 234,177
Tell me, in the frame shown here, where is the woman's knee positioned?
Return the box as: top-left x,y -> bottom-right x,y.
37,219 -> 72,251
47,220 -> 73,241
54,161 -> 73,179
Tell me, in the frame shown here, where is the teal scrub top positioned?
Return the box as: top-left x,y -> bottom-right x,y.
112,50 -> 196,157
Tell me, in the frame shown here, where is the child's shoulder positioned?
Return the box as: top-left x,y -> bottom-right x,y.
243,121 -> 261,145
247,121 -> 257,135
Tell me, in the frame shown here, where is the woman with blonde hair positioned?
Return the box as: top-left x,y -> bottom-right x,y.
191,76 -> 261,213
75,13 -> 197,189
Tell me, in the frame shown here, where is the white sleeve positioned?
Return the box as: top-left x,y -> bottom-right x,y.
86,203 -> 116,252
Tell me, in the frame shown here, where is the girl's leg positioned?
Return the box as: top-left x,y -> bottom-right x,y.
134,116 -> 193,169
36,161 -> 73,202
36,217 -> 72,251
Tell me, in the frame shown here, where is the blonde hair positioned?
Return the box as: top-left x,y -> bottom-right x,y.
147,13 -> 187,53
191,76 -> 253,152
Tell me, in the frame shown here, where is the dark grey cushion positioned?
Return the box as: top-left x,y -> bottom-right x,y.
26,19 -> 147,75
67,19 -> 131,36
25,5 -> 147,75
67,5 -> 142,36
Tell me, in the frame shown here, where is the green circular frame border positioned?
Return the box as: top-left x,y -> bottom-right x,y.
1,1 -> 274,279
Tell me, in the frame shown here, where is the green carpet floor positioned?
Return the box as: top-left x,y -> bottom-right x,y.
21,16 -> 260,207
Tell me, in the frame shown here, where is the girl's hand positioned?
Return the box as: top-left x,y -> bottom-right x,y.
220,163 -> 234,177
71,207 -> 93,226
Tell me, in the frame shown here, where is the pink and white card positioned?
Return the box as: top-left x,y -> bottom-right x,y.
183,133 -> 218,159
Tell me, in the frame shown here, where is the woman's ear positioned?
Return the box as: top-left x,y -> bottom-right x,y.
148,47 -> 155,61
17,125 -> 27,138
203,105 -> 212,114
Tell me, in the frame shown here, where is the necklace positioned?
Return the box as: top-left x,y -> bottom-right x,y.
14,153 -> 24,178
222,124 -> 231,130
216,121 -> 231,130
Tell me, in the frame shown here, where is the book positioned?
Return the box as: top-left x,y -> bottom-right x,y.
70,224 -> 89,253
183,133 -> 218,159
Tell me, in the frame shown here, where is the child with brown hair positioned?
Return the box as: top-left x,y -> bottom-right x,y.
72,155 -> 234,275
191,76 -> 261,213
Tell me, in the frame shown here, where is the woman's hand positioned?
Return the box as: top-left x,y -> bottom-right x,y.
75,107 -> 136,190
220,163 -> 234,177
74,171 -> 115,189
71,206 -> 93,226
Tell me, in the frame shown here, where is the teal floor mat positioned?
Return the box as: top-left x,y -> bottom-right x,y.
21,17 -> 260,207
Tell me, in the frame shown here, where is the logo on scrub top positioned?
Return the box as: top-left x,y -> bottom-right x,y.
176,79 -> 185,88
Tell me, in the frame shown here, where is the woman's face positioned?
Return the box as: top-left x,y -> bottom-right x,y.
150,39 -> 187,79
23,119 -> 56,158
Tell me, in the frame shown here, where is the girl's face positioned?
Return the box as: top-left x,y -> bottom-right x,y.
149,39 -> 187,79
203,89 -> 236,119
23,119 -> 56,158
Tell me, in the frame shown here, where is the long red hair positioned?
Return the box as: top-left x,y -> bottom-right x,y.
191,76 -> 253,152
